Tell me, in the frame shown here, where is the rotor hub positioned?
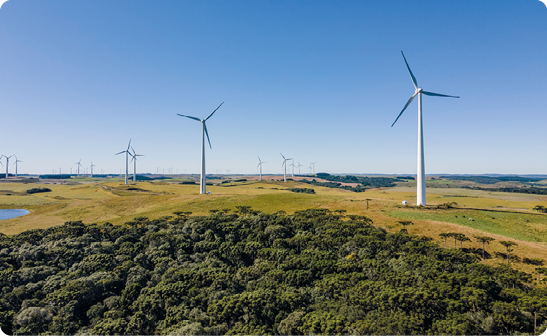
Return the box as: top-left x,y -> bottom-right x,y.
416,88 -> 423,93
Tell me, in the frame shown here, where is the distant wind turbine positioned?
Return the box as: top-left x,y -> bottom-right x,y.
280,153 -> 293,182
130,146 -> 144,182
115,139 -> 132,185
3,155 -> 13,178
290,161 -> 296,177
257,157 -> 267,181
75,159 -> 82,176
90,162 -> 95,177
14,156 -> 22,177
391,51 -> 459,206
177,102 -> 223,194
311,162 -> 316,175
296,162 -> 303,175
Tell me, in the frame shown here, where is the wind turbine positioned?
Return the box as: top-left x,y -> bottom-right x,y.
290,161 -> 296,177
4,155 -> 13,178
115,139 -> 132,185
90,162 -> 95,177
257,157 -> 267,181
75,159 -> 82,176
130,146 -> 144,182
280,153 -> 293,182
311,162 -> 316,175
177,102 -> 223,194
296,162 -> 303,175
391,51 -> 459,206
14,156 -> 22,177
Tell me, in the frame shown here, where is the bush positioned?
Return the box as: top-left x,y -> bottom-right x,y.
26,188 -> 52,194
287,188 -> 315,194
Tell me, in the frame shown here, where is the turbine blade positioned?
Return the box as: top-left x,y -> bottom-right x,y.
422,91 -> 460,98
401,51 -> 418,89
391,93 -> 418,127
257,163 -> 261,169
205,102 -> 224,121
127,139 -> 131,151
177,114 -> 202,122
280,153 -> 285,160
204,123 -> 212,149
131,146 -> 136,155
115,151 -> 125,155
258,156 -> 261,162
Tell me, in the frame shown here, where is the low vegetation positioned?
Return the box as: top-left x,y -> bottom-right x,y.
286,188 -> 315,194
439,175 -> 544,184
25,188 -> 52,194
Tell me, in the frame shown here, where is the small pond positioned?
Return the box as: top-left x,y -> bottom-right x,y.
0,209 -> 30,220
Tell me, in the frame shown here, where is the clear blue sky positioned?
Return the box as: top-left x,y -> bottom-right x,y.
0,0 -> 546,175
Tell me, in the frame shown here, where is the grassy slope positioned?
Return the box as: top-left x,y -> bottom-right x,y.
0,178 -> 546,276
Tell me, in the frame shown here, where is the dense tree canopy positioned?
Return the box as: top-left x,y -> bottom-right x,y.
0,209 -> 544,335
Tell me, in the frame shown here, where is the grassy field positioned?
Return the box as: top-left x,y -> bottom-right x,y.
0,178 -> 546,277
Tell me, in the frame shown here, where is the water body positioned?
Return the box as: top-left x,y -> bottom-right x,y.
0,209 -> 30,220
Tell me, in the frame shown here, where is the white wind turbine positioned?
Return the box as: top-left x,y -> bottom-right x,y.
178,102 -> 223,194
296,162 -> 303,175
257,157 -> 267,181
311,162 -> 316,175
4,155 -> 13,178
75,159 -> 82,176
290,161 -> 296,177
280,153 -> 293,182
391,51 -> 459,206
90,162 -> 95,177
115,139 -> 132,185
14,156 -> 22,177
130,146 -> 144,182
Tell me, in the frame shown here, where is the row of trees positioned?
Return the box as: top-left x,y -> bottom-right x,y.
0,208 -> 546,334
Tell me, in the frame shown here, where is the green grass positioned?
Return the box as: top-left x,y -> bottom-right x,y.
389,209 -> 547,242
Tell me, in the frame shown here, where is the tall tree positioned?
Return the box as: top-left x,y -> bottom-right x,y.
439,233 -> 451,248
474,235 -> 495,259
455,235 -> 471,249
499,241 -> 518,263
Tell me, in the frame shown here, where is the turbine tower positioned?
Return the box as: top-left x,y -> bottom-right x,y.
257,157 -> 267,181
311,162 -> 316,175
90,162 -> 95,177
14,156 -> 22,177
4,155 -> 13,179
130,146 -> 144,182
290,161 -> 296,177
115,139 -> 132,185
296,162 -> 303,175
75,159 -> 82,176
178,102 -> 223,194
391,51 -> 459,206
280,153 -> 292,182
